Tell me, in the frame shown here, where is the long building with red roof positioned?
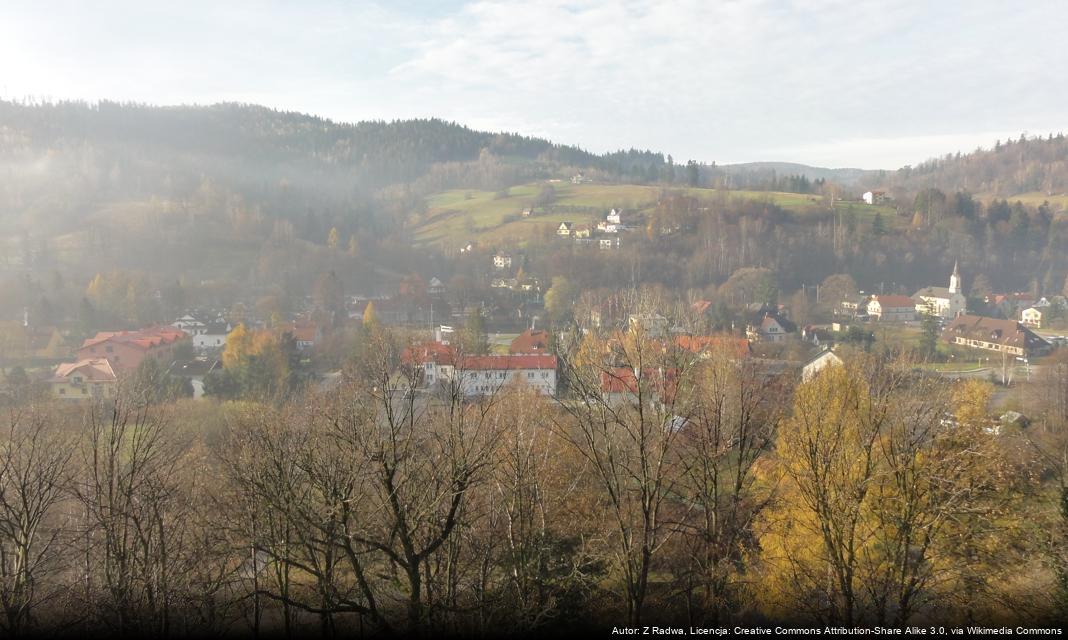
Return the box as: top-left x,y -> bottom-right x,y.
404,341 -> 558,397
77,326 -> 189,372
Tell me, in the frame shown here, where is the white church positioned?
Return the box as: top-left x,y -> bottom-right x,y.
913,261 -> 967,319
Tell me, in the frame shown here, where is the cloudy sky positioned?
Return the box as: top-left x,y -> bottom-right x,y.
2,0 -> 1066,168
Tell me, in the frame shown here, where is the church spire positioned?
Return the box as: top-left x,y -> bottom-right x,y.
949,260 -> 961,294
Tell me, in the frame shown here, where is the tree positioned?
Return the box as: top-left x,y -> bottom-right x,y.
458,308 -> 489,355
758,358 -> 1002,624
918,304 -> 940,359
554,321 -> 695,625
362,300 -> 379,328
0,409 -> 72,636
327,227 -> 339,250
544,277 -> 578,325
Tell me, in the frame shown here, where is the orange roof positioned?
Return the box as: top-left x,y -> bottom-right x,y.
509,329 -> 550,354
80,326 -> 187,351
871,295 -> 914,308
674,335 -> 750,358
600,367 -> 679,402
51,358 -> 117,383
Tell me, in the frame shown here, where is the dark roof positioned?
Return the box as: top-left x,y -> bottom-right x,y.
942,314 -> 1049,351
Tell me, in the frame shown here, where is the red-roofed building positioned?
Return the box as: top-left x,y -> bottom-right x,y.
942,314 -> 1050,357
599,367 -> 679,406
674,335 -> 751,359
77,326 -> 189,372
49,358 -> 118,401
404,342 -> 557,397
867,295 -> 916,322
509,329 -> 551,354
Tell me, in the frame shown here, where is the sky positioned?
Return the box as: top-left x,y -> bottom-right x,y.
1,0 -> 1066,169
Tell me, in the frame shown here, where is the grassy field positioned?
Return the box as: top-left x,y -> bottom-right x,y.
976,191 -> 1068,210
413,182 -> 898,246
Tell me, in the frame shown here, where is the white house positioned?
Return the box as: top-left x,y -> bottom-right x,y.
863,190 -> 888,205
801,348 -> 844,382
913,262 -> 967,319
867,295 -> 916,322
607,208 -> 622,225
557,222 -> 574,237
599,237 -> 620,250
628,313 -> 669,338
193,321 -> 231,353
1021,306 -> 1044,328
493,253 -> 512,270
172,315 -> 207,335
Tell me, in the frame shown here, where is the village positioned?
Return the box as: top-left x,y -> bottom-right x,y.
4,228 -> 1060,427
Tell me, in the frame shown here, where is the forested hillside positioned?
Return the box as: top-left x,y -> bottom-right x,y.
868,133 -> 1068,203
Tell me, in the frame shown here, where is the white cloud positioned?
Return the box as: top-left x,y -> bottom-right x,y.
1,0 -> 1066,168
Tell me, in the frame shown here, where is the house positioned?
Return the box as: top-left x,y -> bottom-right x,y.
493,253 -> 513,270
747,312 -> 797,343
1021,306 -> 1044,328
628,313 -> 669,338
49,358 -> 118,401
172,314 -> 207,335
674,335 -> 751,359
77,326 -> 189,373
510,329 -> 551,354
427,277 -> 446,296
556,222 -> 574,237
600,367 -> 678,406
867,295 -> 916,322
801,348 -> 843,382
521,207 -> 535,217
574,226 -> 593,239
862,190 -> 888,205
607,208 -> 622,225
285,323 -> 321,350
913,262 -> 967,319
942,314 -> 1050,358
839,295 -> 870,318
193,321 -> 231,352
599,237 -> 620,250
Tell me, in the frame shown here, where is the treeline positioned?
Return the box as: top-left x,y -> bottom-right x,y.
871,132 -> 1068,197
1,320 -> 1065,637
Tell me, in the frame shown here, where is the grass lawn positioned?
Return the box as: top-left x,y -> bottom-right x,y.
976,191 -> 1068,211
414,182 -> 900,246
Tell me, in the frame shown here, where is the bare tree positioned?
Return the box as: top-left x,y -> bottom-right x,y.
0,407 -> 73,636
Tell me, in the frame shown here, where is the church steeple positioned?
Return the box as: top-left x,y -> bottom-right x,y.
948,260 -> 961,294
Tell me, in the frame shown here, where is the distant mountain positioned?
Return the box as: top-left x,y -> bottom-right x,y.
717,161 -> 875,186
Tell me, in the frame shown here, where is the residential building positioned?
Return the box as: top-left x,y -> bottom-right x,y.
193,321 -> 231,352
510,329 -> 550,354
599,237 -> 620,250
607,208 -> 622,224
867,295 -> 916,322
801,348 -> 844,382
862,190 -> 888,205
557,222 -> 574,237
405,343 -> 557,397
172,314 -> 207,335
600,367 -> 678,406
285,323 -> 321,350
628,313 -> 669,338
1021,306 -> 1044,328
493,253 -> 513,270
942,314 -> 1050,358
747,312 -> 797,343
50,358 -> 118,401
77,326 -> 189,372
